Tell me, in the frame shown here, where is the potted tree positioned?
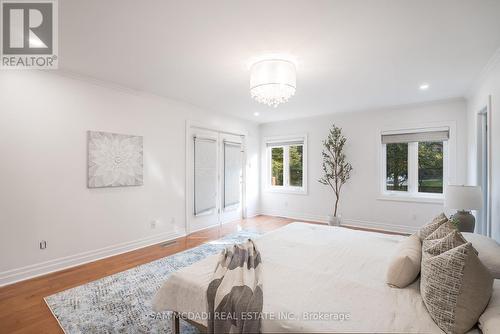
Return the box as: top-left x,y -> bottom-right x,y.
318,124 -> 353,226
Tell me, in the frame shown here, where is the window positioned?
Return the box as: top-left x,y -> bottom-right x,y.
381,129 -> 448,198
266,136 -> 307,193
386,143 -> 408,191
271,147 -> 284,186
418,141 -> 444,194
289,145 -> 303,187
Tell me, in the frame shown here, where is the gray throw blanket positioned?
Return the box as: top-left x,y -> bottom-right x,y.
207,239 -> 263,333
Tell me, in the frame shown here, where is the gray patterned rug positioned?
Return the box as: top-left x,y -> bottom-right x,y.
45,230 -> 260,334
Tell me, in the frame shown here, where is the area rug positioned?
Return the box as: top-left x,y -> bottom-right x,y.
45,230 -> 260,334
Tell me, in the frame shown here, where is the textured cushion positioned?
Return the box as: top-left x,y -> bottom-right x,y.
479,279 -> 500,334
386,234 -> 422,288
417,212 -> 448,241
426,220 -> 459,240
463,233 -> 500,279
425,224 -> 478,256
422,229 -> 467,258
421,236 -> 493,334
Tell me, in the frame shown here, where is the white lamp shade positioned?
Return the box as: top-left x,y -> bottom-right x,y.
444,185 -> 483,210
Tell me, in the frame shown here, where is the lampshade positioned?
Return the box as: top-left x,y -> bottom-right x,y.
444,185 -> 483,210
250,59 -> 296,108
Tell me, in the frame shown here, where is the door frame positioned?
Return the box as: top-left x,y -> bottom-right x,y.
476,95 -> 492,236
185,120 -> 247,235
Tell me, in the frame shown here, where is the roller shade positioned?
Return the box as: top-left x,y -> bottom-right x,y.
266,139 -> 304,147
381,129 -> 449,144
193,136 -> 217,215
224,141 -> 242,208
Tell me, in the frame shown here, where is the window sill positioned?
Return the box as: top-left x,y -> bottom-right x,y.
378,193 -> 444,204
265,186 -> 308,195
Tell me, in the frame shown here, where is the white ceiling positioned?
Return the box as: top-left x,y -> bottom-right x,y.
59,0 -> 500,123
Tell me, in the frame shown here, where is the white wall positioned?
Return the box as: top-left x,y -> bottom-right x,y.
466,50 -> 500,242
0,71 -> 259,286
260,99 -> 467,233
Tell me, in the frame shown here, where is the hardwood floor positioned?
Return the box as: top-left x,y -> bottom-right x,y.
0,216 -> 297,333
0,215 -> 404,333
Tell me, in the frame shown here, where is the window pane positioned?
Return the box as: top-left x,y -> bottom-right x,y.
289,145 -> 303,187
386,143 -> 408,191
418,141 -> 443,193
271,147 -> 283,186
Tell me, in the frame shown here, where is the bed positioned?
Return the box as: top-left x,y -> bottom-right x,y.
153,222 -> 484,333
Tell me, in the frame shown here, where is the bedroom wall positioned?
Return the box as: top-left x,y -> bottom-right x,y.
0,71 -> 260,286
260,99 -> 468,233
466,49 -> 500,242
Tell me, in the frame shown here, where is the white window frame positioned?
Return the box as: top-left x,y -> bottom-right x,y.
265,134 -> 308,194
379,124 -> 454,204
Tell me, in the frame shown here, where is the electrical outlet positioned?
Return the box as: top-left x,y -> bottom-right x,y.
170,217 -> 175,224
39,240 -> 47,250
150,220 -> 157,229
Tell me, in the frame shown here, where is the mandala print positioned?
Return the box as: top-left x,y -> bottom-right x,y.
88,131 -> 143,188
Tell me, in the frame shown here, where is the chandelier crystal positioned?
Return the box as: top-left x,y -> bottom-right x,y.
250,59 -> 296,108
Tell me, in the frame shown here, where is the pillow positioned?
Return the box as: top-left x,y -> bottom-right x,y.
422,229 -> 467,257
479,279 -> 500,334
426,224 -> 478,255
463,232 -> 500,279
386,234 -> 422,288
417,212 -> 448,241
421,238 -> 493,334
426,220 -> 459,240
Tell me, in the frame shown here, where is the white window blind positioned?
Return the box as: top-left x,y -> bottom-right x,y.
223,141 -> 242,209
266,139 -> 304,147
194,137 -> 217,215
381,129 -> 449,144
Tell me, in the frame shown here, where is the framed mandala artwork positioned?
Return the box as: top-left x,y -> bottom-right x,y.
87,131 -> 143,188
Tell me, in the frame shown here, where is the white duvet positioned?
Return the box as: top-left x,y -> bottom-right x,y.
153,222 -> 481,333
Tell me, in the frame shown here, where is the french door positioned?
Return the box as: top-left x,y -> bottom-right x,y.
187,127 -> 244,233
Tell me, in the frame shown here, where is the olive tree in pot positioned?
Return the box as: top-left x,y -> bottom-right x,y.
318,124 -> 353,226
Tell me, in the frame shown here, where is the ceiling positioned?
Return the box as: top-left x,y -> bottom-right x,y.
59,0 -> 500,123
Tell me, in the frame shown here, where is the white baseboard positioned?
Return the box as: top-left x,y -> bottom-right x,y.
0,230 -> 184,287
260,210 -> 418,234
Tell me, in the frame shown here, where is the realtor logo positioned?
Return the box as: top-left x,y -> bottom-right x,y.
1,0 -> 58,69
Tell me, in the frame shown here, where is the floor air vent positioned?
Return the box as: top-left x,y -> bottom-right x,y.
160,240 -> 177,248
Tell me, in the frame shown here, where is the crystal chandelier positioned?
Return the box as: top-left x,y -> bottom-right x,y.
250,59 -> 296,108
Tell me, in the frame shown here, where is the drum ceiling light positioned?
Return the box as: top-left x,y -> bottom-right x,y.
249,59 -> 296,108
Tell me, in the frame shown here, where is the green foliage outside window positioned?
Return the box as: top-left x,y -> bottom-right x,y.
386,141 -> 443,193
386,143 -> 408,191
289,145 -> 303,187
271,147 -> 283,186
418,142 -> 443,193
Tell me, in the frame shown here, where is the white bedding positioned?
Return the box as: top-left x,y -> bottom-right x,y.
153,222 -> 481,333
